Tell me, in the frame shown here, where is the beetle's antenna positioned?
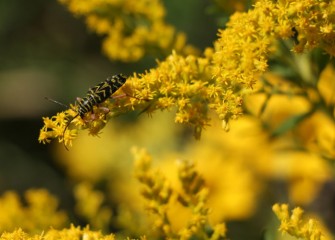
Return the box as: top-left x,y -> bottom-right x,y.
44,97 -> 69,108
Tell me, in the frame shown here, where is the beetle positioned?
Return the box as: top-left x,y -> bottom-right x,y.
62,74 -> 127,149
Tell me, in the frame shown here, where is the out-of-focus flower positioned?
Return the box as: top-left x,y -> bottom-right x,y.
74,182 -> 112,231
58,0 -> 198,62
132,147 -> 226,239
0,189 -> 68,233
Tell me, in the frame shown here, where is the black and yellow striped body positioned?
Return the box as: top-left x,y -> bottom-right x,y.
76,74 -> 127,117
60,74 -> 126,150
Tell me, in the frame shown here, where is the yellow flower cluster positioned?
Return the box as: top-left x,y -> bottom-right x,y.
0,225 -> 117,240
214,0 -> 335,87
132,147 -> 226,240
272,0 -> 335,55
272,203 -> 324,240
122,49 -> 243,139
0,189 -> 67,233
213,3 -> 273,91
58,0 -> 197,62
39,101 -> 115,149
39,49 -> 244,149
39,0 -> 335,149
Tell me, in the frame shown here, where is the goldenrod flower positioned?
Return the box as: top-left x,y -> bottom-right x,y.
39,50 -> 244,148
40,0 -> 335,149
273,203 -> 325,240
39,101 -> 119,149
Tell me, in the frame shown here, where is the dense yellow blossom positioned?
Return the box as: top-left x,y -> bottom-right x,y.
272,203 -> 329,240
121,50 -> 243,138
58,0 -> 197,62
214,0 -> 335,90
39,49 -> 244,149
40,0 -> 335,149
